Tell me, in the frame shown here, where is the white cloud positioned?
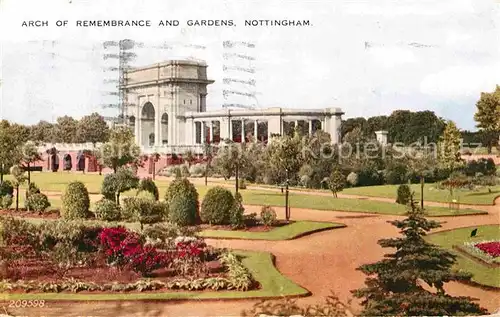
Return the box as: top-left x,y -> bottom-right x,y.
368,46 -> 417,68
420,64 -> 500,98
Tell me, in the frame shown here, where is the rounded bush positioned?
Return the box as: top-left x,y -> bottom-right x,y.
26,193 -> 51,213
1,195 -> 13,209
346,172 -> 359,187
229,192 -> 245,228
101,174 -> 117,201
94,198 -> 121,221
27,182 -> 41,195
61,181 -> 90,220
138,178 -> 159,200
165,178 -> 199,226
200,186 -> 235,225
260,206 -> 277,226
0,181 -> 14,197
396,184 -> 412,205
168,196 -> 196,226
238,179 -> 247,190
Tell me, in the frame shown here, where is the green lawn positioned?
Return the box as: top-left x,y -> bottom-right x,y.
199,221 -> 346,240
426,225 -> 500,288
0,250 -> 309,301
4,172 -> 488,216
342,183 -> 500,205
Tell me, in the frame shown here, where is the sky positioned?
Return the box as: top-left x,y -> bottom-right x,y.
0,0 -> 499,130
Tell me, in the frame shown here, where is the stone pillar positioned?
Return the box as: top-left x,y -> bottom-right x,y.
229,119 -> 233,141
201,121 -> 206,144
254,120 -> 258,141
241,119 -> 245,143
134,114 -> 140,145
210,121 -> 214,143
154,97 -> 161,147
375,130 -> 388,145
136,98 -> 141,147
308,120 -> 312,135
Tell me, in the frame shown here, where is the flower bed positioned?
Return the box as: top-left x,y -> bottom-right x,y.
458,240 -> 500,265
0,217 -> 256,294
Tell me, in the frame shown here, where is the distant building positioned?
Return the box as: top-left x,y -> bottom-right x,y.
121,60 -> 344,153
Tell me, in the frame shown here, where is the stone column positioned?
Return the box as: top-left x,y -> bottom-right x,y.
241,119 -> 245,143
134,114 -> 140,145
229,119 -> 233,141
254,120 -> 258,141
154,96 -> 161,147
201,121 -> 206,144
308,120 -> 312,135
210,121 -> 214,143
136,98 -> 141,146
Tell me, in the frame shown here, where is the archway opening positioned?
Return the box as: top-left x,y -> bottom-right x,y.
140,102 -> 155,147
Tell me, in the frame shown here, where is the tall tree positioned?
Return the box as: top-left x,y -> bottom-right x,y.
474,86 -> 500,154
53,116 -> 79,143
10,165 -> 27,211
265,132 -> 303,184
352,197 -> 487,316
21,141 -> 42,186
406,147 -> 436,210
438,120 -> 464,171
0,121 -> 22,182
327,165 -> 345,198
98,126 -> 141,173
77,112 -> 110,145
29,120 -> 55,143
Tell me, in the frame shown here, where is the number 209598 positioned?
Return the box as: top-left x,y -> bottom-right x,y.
8,300 -> 45,308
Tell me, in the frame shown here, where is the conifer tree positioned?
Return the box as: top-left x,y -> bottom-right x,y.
352,196 -> 487,316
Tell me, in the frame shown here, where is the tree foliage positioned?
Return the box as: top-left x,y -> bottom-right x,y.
327,165 -> 346,197
77,112 -> 110,145
352,196 -> 487,316
98,126 -> 141,172
0,121 -> 23,180
438,121 -> 464,171
53,116 -> 79,143
474,85 -> 500,153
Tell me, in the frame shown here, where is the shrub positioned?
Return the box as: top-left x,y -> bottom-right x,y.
260,206 -> 277,226
0,181 -> 14,197
181,164 -> 190,177
200,186 -> 234,225
122,197 -> 164,228
169,196 -> 197,227
137,178 -> 159,200
1,195 -> 13,209
98,226 -> 170,276
61,181 -> 90,220
165,178 -> 199,226
189,163 -> 205,177
346,172 -> 359,187
27,182 -> 41,195
396,184 -> 412,205
94,199 -> 121,221
229,192 -> 245,229
25,193 -> 51,213
357,168 -> 384,186
101,168 -> 139,203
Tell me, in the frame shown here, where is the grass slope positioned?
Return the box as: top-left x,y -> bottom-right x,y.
199,221 -> 346,240
426,225 -> 500,288
0,250 -> 309,301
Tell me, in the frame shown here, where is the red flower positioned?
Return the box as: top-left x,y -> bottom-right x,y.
475,241 -> 500,257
